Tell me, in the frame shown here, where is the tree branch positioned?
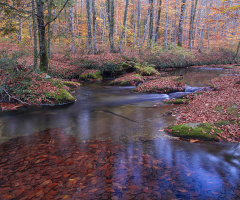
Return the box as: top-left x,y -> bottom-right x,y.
45,0 -> 70,27
1,88 -> 30,105
0,2 -> 32,14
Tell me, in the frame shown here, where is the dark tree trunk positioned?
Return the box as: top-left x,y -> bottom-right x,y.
32,0 -> 38,67
36,0 -> 49,73
178,0 -> 187,47
188,0 -> 198,50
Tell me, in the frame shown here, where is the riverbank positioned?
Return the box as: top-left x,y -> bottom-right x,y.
165,65 -> 240,142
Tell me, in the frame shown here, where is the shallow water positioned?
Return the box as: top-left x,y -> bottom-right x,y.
0,67 -> 240,199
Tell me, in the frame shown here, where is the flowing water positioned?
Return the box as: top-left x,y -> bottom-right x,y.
0,67 -> 240,199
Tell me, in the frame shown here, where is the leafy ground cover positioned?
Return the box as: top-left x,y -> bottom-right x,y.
110,73 -> 144,86
134,77 -> 185,93
166,68 -> 240,142
0,65 -> 79,107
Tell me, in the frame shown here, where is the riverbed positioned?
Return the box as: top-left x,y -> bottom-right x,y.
0,67 -> 240,199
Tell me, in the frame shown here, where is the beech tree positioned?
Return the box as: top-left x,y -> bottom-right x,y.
106,0 -> 116,52
154,0 -> 162,43
0,0 -> 70,73
178,0 -> 187,47
188,0 -> 198,50
119,0 -> 129,52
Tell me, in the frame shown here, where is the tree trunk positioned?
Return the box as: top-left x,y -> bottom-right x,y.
36,0 -> 49,73
53,9 -> 57,36
69,6 -> 75,52
106,0 -> 116,53
197,0 -> 205,52
81,0 -> 83,34
164,0 -> 169,49
75,2 -> 79,36
86,0 -> 93,53
154,0 -> 162,43
136,0 -> 141,46
17,18 -> 22,43
32,0 -> 38,67
173,0 -> 177,45
47,0 -> 52,58
92,0 -> 98,54
139,9 -> 150,54
29,19 -> 33,42
148,0 -> 154,48
178,0 -> 187,47
188,0 -> 198,50
232,41 -> 240,61
119,0 -> 129,52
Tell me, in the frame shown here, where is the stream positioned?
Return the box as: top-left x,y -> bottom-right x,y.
0,67 -> 240,199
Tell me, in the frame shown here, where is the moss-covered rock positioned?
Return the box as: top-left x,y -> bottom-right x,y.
134,62 -> 160,76
110,73 -> 144,86
80,70 -> 102,80
44,89 -> 76,104
165,123 -> 222,141
61,81 -> 81,89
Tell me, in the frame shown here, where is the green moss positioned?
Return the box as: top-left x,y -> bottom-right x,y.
227,106 -> 239,117
215,106 -> 223,111
48,79 -> 63,88
214,120 -> 236,127
61,81 -> 81,89
166,123 -> 222,141
80,70 -> 102,79
164,99 -> 190,104
135,62 -> 160,76
45,89 -> 76,104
